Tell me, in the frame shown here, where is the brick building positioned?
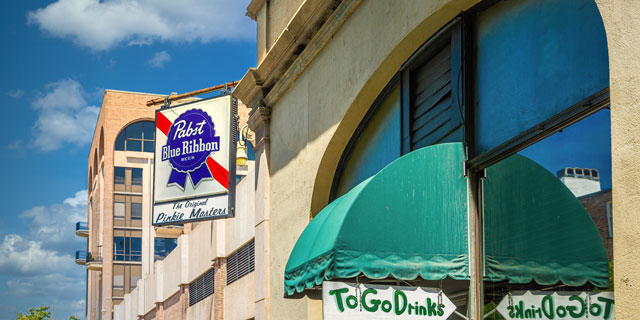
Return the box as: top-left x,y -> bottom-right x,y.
579,190 -> 613,261
77,89 -> 255,320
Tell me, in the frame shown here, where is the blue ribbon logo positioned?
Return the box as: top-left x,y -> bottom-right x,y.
161,109 -> 220,189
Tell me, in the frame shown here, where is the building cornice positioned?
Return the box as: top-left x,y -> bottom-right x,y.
235,0 -> 363,111
246,0 -> 266,20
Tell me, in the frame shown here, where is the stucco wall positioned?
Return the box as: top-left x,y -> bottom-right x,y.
596,0 -> 640,318
161,244 -> 182,300
261,0 -> 640,318
265,0 -> 305,53
266,1 -> 480,318
226,162 -> 256,253
187,220 -> 216,282
113,302 -> 124,320
144,271 -> 156,313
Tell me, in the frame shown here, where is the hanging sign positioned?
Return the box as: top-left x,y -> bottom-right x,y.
496,291 -> 614,320
322,281 -> 456,320
152,95 -> 236,225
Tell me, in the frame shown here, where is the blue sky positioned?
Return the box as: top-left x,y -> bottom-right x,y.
0,0 -> 255,318
0,1 -> 614,319
519,108 -> 612,190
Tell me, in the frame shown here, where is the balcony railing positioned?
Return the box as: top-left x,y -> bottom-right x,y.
75,222 -> 89,237
75,250 -> 87,265
86,252 -> 103,271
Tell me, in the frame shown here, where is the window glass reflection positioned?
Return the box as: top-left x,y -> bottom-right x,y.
482,109 -> 613,317
126,122 -> 143,139
154,238 -> 178,261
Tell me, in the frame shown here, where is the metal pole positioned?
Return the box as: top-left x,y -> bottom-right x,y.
146,81 -> 240,107
467,171 -> 484,320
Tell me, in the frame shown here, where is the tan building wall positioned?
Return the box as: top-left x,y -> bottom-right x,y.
85,90 -> 198,319
235,0 -> 640,319
112,162 -> 257,320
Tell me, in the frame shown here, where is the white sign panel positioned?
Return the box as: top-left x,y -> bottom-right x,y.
153,95 -> 236,225
323,281 -> 456,320
496,291 -> 615,320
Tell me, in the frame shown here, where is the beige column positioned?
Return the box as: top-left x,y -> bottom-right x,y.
249,104 -> 271,320
597,0 -> 640,319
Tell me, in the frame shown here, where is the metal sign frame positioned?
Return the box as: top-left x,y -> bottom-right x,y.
152,93 -> 236,226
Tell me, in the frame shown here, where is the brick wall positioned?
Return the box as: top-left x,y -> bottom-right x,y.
163,290 -> 183,320
213,258 -> 227,320
579,189 -> 613,261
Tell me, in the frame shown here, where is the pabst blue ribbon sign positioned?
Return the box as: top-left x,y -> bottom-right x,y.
152,95 -> 236,225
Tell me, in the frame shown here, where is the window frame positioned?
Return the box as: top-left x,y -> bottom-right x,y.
330,20 -> 466,202
328,3 -> 612,318
113,235 -> 142,262
115,121 -> 155,153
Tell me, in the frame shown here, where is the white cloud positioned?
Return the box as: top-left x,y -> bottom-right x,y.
20,190 -> 87,252
27,0 -> 254,51
0,234 -> 75,276
30,79 -> 100,152
6,89 -> 25,99
6,274 -> 85,298
64,189 -> 88,207
0,191 -> 87,319
147,50 -> 171,68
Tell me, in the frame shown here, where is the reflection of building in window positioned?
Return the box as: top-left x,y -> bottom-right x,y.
154,238 -> 178,261
115,121 -> 155,152
558,167 -> 612,261
577,189 -> 613,261
557,167 -> 601,197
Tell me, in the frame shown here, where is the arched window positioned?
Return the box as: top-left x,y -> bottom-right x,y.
115,121 -> 155,152
93,150 -> 98,180
99,128 -> 104,160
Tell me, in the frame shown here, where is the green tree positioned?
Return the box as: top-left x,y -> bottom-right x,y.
15,306 -> 80,320
16,307 -> 51,320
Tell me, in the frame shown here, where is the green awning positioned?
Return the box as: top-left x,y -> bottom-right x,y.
484,154 -> 610,288
284,143 -> 469,296
284,143 -> 610,296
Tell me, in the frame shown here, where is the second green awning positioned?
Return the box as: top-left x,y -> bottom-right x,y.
483,154 -> 610,288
